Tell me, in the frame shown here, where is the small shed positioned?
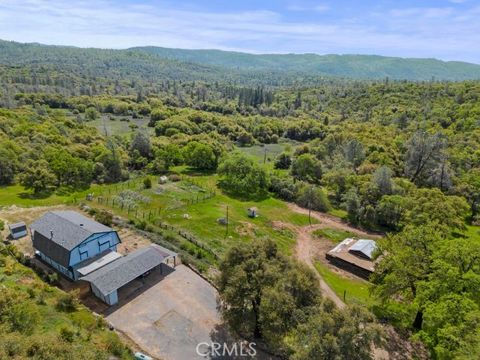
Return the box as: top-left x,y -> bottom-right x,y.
247,207 -> 258,218
8,222 -> 27,239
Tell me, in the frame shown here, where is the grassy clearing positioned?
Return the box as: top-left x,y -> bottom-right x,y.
89,115 -> 152,136
92,172 -> 315,256
328,208 -> 348,219
313,228 -> 356,243
238,143 -> 286,164
236,140 -> 302,168
0,184 -> 81,207
0,170 -> 314,260
314,261 -> 376,307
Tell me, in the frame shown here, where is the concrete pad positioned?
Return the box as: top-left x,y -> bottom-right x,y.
106,264 -> 221,360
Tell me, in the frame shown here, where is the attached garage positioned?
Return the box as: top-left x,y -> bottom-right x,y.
81,244 -> 177,305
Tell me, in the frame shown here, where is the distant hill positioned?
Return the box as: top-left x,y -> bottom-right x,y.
1,39 -> 480,83
132,47 -> 480,81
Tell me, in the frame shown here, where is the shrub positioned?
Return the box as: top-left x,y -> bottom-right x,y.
95,210 -> 113,226
56,291 -> 79,312
47,272 -> 59,285
59,326 -> 75,343
6,302 -> 40,334
296,185 -> 332,212
143,177 -> 152,189
168,174 -> 181,182
135,220 -> 147,230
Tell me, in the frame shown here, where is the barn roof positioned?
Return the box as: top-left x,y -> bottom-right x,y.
30,211 -> 114,267
81,244 -> 176,297
348,239 -> 377,260
30,211 -> 112,251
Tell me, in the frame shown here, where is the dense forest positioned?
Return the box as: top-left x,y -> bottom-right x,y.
134,46 -> 480,81
2,39 -> 480,87
1,41 -> 480,359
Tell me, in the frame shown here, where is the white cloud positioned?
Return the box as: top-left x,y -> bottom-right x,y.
287,3 -> 330,12
0,0 -> 478,62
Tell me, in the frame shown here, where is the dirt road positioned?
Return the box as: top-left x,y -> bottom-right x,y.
288,203 -> 381,309
295,222 -> 346,308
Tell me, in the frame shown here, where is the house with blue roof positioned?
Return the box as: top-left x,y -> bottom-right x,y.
30,211 -> 121,281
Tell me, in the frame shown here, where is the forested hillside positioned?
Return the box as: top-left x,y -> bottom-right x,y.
134,46 -> 480,81
2,39 -> 480,84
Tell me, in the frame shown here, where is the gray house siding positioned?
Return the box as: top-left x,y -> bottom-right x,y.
38,251 -> 74,279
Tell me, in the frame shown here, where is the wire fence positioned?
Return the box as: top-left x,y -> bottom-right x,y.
79,175 -> 220,260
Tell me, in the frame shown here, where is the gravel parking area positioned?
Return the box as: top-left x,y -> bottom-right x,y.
106,264 -> 221,360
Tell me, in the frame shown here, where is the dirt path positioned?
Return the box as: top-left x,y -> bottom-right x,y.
295,223 -> 346,308
288,203 -> 380,238
287,203 -> 382,309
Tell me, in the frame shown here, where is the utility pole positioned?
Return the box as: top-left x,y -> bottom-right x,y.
308,202 -> 312,226
308,186 -> 313,226
225,205 -> 229,238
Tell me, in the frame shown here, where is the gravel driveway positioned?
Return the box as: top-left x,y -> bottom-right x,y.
106,264 -> 221,360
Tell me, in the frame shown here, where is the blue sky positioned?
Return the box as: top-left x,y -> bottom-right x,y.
0,0 -> 479,63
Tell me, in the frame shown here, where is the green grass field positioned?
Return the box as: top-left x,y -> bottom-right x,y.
0,170 -> 315,258
92,172 -> 315,256
0,184 -> 83,207
314,261 -> 376,307
237,140 -> 302,169
89,115 -> 152,136
328,208 -> 348,219
313,228 -> 356,243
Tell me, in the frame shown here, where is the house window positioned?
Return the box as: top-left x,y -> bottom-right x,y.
80,250 -> 89,261
98,238 -> 110,252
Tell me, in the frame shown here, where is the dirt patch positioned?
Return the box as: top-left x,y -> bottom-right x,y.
0,205 -> 72,254
0,204 -> 70,226
116,227 -> 152,255
235,221 -> 257,237
270,220 -> 291,231
288,203 -> 382,238
377,325 -> 429,360
17,276 -> 35,285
